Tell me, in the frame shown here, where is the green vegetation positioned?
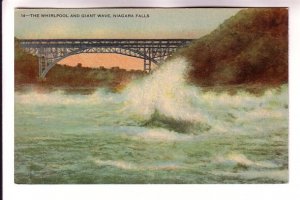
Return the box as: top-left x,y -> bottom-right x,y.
180,8 -> 288,87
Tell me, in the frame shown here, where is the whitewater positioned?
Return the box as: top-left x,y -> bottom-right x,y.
15,58 -> 288,183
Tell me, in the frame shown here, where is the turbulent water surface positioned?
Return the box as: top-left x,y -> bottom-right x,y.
15,59 -> 288,183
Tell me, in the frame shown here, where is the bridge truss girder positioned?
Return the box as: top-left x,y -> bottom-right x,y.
20,39 -> 192,78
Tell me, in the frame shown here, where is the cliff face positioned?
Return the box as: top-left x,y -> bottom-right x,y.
181,8 -> 288,86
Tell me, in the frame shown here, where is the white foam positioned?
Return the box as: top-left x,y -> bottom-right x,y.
93,159 -> 182,171
15,57 -> 288,138
130,128 -> 193,142
214,153 -> 279,169
15,88 -> 126,106
122,58 -> 210,123
94,160 -> 136,170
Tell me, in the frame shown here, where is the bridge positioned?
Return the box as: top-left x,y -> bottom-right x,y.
19,39 -> 193,78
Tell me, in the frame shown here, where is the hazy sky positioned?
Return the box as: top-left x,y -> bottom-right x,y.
15,8 -> 241,39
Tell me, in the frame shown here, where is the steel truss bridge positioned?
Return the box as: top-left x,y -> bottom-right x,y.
19,39 -> 193,78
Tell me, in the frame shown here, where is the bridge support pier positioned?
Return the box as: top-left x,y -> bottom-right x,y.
38,56 -> 46,78
144,58 -> 151,73
144,48 -> 152,73
38,47 -> 48,79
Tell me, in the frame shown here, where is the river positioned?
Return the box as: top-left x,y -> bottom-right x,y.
15,58 -> 288,183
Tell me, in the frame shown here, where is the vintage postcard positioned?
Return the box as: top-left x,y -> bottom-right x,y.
14,7 -> 288,184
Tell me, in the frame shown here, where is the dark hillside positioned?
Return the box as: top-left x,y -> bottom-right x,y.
181,8 -> 288,86
15,38 -> 39,85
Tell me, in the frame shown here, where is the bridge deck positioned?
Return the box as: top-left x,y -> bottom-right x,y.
20,39 -> 193,48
